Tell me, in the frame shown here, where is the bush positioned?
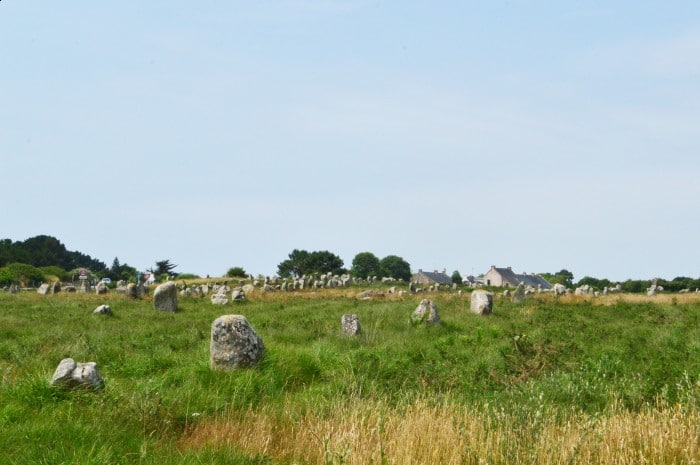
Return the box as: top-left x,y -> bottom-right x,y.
178,273 -> 201,280
3,263 -> 45,287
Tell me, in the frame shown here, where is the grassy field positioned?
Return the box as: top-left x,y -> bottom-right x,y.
0,286 -> 698,464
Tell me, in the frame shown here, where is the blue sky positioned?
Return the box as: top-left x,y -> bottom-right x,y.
2,1 -> 699,282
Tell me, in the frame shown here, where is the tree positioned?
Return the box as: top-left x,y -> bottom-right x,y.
541,269 -> 575,288
152,259 -> 178,279
226,266 -> 248,278
277,249 -> 345,278
351,252 -> 381,279
575,276 -> 612,291
379,255 -> 411,281
451,270 -> 463,285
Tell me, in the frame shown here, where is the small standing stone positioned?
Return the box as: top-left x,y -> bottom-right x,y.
153,281 -> 178,312
411,299 -> 440,325
341,314 -> 362,335
470,290 -> 494,315
511,284 -> 526,303
210,315 -> 265,370
50,358 -> 104,390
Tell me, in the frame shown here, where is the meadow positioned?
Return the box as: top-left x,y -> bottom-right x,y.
0,285 -> 698,464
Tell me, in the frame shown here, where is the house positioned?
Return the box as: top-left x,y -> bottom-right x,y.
411,268 -> 452,285
482,265 -> 552,290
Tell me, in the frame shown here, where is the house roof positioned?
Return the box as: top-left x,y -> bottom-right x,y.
413,270 -> 452,285
491,266 -> 553,289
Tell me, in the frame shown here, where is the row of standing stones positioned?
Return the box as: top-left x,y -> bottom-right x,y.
51,289 -> 496,391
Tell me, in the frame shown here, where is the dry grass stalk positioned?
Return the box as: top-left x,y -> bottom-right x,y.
179,399 -> 700,464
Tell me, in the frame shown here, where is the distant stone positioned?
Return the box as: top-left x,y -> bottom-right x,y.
210,315 -> 265,370
242,284 -> 255,294
93,304 -> 112,315
51,281 -> 61,294
95,282 -> 109,295
9,284 -> 20,294
341,314 -> 362,335
552,283 -> 567,296
211,292 -> 229,305
511,284 -> 526,303
126,283 -> 139,298
411,299 -> 440,325
232,289 -> 246,301
37,283 -> 51,295
470,290 -> 493,315
153,281 -> 178,312
50,358 -> 104,390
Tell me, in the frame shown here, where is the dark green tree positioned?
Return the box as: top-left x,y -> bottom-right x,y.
226,266 -> 248,278
379,255 -> 411,281
541,269 -> 575,288
277,249 -> 345,278
351,252 -> 381,279
151,260 -> 178,279
451,270 -> 463,285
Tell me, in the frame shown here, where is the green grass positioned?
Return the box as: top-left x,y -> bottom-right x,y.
0,290 -> 698,463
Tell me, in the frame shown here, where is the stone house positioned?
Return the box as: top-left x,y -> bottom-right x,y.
411,269 -> 452,286
482,265 -> 552,290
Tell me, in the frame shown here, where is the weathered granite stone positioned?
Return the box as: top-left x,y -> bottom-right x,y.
341,314 -> 361,336
232,289 -> 245,301
153,281 -> 178,312
470,290 -> 493,315
210,315 -> 265,370
51,281 -> 61,294
50,358 -> 104,390
37,283 -> 50,295
411,299 -> 440,325
126,283 -> 140,298
93,304 -> 112,315
9,284 -> 20,294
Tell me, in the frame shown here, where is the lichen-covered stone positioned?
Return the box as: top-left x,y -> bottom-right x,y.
153,281 -> 177,311
210,315 -> 264,370
341,314 -> 361,335
411,299 -> 440,325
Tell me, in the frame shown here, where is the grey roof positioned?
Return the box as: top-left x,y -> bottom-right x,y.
494,267 -> 553,290
414,271 -> 452,285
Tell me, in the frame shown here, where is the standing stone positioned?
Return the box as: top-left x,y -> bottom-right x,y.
95,282 -> 109,295
470,290 -> 494,315
51,281 -> 61,294
93,304 -> 112,315
210,315 -> 265,370
341,314 -> 362,336
153,281 -> 178,312
231,289 -> 246,301
511,284 -> 526,303
37,283 -> 51,295
552,283 -> 567,296
126,283 -> 139,298
411,299 -> 440,325
9,284 -> 20,294
50,358 -> 104,390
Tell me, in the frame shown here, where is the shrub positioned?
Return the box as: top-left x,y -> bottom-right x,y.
226,267 -> 248,278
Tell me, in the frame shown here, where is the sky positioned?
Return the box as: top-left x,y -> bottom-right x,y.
1,1 -> 699,282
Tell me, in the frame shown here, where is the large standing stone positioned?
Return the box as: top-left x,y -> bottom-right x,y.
411,299 -> 440,325
552,283 -> 567,296
470,290 -> 493,315
37,283 -> 51,295
153,281 -> 178,312
50,358 -> 104,390
210,315 -> 265,370
341,314 -> 362,335
51,281 -> 61,294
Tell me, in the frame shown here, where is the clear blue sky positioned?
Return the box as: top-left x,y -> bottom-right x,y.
2,1 -> 699,282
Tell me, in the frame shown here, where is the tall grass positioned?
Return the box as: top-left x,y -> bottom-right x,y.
0,288 -> 698,464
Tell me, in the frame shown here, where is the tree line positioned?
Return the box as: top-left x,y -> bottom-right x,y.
275,249 -> 412,281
